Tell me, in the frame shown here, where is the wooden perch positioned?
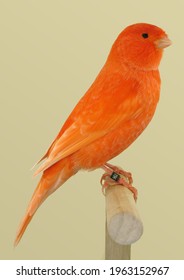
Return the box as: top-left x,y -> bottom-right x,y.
105,221 -> 131,260
105,182 -> 143,259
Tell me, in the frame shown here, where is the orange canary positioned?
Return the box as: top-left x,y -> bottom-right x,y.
15,23 -> 171,245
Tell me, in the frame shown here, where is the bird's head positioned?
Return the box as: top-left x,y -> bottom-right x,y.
110,23 -> 171,71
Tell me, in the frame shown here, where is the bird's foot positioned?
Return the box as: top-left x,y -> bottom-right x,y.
101,163 -> 137,201
100,173 -> 113,195
103,162 -> 133,184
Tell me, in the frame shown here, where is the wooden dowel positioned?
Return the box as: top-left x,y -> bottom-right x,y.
105,221 -> 131,260
105,184 -> 143,259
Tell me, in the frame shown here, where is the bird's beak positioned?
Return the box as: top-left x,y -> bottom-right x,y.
155,37 -> 172,49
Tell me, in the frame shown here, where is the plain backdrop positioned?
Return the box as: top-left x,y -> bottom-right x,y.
0,0 -> 184,259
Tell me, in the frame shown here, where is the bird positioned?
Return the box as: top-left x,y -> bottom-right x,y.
14,23 -> 171,246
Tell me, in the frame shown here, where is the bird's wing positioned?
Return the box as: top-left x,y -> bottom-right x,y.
34,72 -> 142,175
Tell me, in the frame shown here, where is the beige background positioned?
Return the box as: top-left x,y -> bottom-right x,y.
0,0 -> 184,260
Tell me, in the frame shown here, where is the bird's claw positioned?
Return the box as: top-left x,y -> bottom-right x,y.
103,163 -> 133,185
101,163 -> 138,201
100,173 -> 116,195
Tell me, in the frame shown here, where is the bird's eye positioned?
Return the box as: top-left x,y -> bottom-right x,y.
142,33 -> 149,39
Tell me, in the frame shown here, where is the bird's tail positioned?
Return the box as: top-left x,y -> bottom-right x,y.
14,158 -> 75,246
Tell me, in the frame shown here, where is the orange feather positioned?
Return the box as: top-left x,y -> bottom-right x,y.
15,23 -> 171,245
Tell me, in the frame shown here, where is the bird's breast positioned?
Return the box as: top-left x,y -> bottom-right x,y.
73,70 -> 161,169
